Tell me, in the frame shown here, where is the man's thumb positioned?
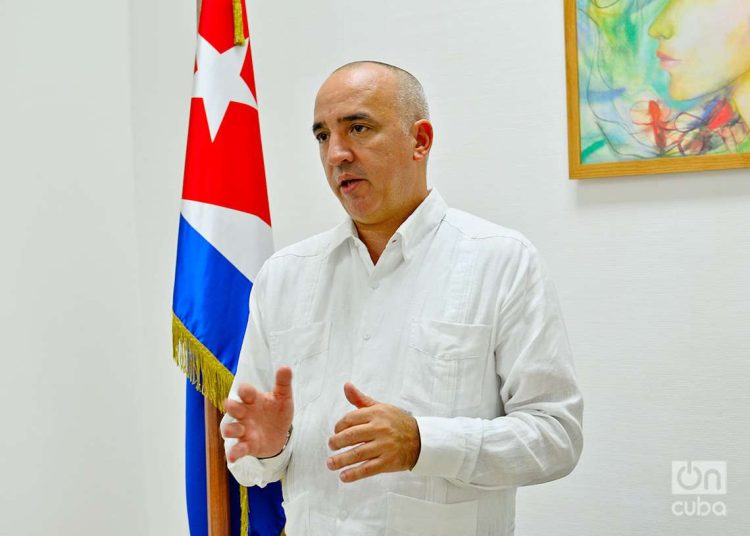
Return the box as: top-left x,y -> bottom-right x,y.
344,382 -> 376,408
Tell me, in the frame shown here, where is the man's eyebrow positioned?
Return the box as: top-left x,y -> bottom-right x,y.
340,113 -> 374,123
312,113 -> 376,133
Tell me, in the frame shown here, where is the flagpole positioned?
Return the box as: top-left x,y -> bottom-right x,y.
194,1 -> 231,530
205,398 -> 231,536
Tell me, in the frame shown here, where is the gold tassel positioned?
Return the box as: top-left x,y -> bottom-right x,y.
240,485 -> 250,535
232,0 -> 245,46
172,313 -> 235,411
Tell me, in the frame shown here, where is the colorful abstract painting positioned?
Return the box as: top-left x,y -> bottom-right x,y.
565,0 -> 750,178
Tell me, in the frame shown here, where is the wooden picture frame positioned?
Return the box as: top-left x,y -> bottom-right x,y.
564,0 -> 750,179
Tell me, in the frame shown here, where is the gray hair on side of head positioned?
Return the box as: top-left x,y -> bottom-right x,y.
331,60 -> 430,130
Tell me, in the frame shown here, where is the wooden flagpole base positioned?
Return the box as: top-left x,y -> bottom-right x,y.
204,398 -> 231,536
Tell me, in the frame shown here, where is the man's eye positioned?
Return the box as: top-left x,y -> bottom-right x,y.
315,132 -> 329,143
351,124 -> 368,134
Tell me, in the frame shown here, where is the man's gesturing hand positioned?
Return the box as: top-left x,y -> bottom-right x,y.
222,366 -> 294,463
326,382 -> 421,483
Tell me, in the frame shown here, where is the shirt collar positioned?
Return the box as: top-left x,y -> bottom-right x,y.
327,217 -> 358,255
326,188 -> 448,261
392,188 -> 447,262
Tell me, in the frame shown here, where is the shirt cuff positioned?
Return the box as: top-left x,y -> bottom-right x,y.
410,416 -> 483,480
225,435 -> 292,488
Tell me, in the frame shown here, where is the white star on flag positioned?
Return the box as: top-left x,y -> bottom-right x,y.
192,36 -> 257,142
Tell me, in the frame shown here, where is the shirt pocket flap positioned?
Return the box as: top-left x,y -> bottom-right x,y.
409,319 -> 491,360
386,492 -> 478,535
269,321 -> 330,364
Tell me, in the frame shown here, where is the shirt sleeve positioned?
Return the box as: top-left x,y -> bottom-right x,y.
410,242 -> 583,489
221,262 -> 293,488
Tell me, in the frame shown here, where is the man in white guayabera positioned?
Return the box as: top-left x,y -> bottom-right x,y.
221,61 -> 583,535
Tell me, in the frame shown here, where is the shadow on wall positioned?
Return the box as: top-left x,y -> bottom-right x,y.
574,167 -> 750,207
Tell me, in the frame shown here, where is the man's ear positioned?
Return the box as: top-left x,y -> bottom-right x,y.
411,119 -> 433,162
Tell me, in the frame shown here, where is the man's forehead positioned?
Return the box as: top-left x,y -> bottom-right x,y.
314,67 -> 396,117
320,63 -> 395,96
313,95 -> 392,131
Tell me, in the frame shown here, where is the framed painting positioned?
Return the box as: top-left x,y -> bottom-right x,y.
564,0 -> 750,179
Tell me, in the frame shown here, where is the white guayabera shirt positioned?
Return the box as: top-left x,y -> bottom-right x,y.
223,189 -> 583,536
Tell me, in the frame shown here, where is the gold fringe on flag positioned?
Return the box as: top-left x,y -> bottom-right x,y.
173,313 -> 256,534
232,0 -> 245,46
172,313 -> 234,411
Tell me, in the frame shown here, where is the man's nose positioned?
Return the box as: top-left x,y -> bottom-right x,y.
325,134 -> 354,168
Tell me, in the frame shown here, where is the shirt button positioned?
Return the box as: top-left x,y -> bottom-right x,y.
363,333 -> 371,341
370,281 -> 379,290
339,509 -> 348,520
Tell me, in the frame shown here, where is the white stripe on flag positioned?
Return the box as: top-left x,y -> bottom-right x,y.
181,199 -> 274,283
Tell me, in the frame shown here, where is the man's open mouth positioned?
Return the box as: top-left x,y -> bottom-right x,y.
340,178 -> 363,189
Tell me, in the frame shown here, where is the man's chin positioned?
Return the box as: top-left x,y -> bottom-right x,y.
348,211 -> 378,226
341,199 -> 379,224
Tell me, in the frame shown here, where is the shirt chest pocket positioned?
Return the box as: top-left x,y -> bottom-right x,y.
269,321 -> 330,411
400,319 -> 492,416
386,492 -> 478,535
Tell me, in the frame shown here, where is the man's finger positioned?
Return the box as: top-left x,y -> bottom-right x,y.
221,421 -> 245,439
328,423 -> 375,450
333,407 -> 373,434
227,441 -> 250,464
237,383 -> 258,405
224,398 -> 247,420
339,457 -> 384,483
273,366 -> 293,400
326,441 -> 379,471
344,382 -> 377,408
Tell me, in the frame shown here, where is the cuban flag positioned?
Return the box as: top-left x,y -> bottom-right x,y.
171,0 -> 285,534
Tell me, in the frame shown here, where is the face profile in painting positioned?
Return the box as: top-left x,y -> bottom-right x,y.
575,0 -> 750,164
649,0 -> 750,103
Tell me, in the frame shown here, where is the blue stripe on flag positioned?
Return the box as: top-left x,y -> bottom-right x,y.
173,215 -> 251,374
186,382 -> 285,536
176,215 -> 286,535
185,382 -> 209,536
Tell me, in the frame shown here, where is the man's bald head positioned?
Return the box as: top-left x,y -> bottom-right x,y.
312,60 -> 433,230
330,61 -> 429,130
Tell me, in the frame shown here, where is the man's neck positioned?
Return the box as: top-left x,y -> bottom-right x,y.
354,192 -> 428,265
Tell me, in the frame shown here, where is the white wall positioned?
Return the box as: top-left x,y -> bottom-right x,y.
128,0 -> 194,533
4,0 -> 748,534
0,1 -> 150,534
